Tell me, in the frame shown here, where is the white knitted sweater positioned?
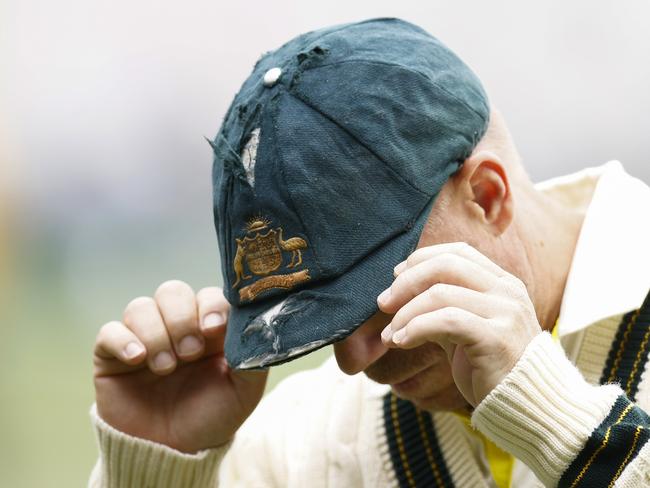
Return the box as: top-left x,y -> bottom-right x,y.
88,161 -> 650,487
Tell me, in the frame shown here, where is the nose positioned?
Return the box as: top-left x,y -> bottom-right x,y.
333,310 -> 392,375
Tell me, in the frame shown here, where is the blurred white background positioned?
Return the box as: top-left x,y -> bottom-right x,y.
1,1 -> 649,485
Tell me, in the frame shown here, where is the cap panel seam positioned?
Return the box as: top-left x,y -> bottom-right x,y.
270,92 -> 326,277
285,90 -> 431,200
295,58 -> 490,124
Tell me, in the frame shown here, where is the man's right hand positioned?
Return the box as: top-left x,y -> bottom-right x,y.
93,280 -> 267,454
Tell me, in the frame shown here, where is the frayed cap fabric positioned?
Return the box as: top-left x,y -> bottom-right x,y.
210,17 -> 490,369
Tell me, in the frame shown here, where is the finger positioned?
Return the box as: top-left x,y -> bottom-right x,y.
388,306 -> 487,350
385,284 -> 499,337
94,320 -> 147,365
394,242 -> 507,278
378,252 -> 499,314
154,280 -> 204,360
123,296 -> 176,375
196,286 -> 230,338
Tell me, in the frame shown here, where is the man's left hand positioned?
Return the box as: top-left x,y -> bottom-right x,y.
377,242 -> 542,407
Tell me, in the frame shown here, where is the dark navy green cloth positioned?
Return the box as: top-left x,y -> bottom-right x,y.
209,18 -> 490,369
559,394 -> 650,488
383,393 -> 454,487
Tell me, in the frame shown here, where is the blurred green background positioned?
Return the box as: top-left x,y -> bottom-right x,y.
2,0 -> 650,486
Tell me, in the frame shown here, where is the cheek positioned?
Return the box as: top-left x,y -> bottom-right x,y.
397,363 -> 469,411
409,382 -> 469,411
395,357 -> 455,394
420,360 -> 455,388
390,354 -> 463,404
417,222 -> 467,250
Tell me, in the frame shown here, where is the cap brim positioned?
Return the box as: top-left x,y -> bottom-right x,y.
224,196 -> 436,370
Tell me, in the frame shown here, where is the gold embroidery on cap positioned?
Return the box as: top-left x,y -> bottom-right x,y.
239,269 -> 310,302
232,217 -> 310,302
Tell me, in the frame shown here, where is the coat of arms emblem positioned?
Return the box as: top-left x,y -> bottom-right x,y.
232,217 -> 310,302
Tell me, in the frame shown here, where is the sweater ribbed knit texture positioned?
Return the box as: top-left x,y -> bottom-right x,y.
89,403 -> 227,488
472,332 -> 622,486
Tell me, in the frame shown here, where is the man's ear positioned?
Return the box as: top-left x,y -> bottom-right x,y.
458,151 -> 513,236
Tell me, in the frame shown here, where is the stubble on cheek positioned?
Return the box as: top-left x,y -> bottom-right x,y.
364,343 -> 470,412
364,343 -> 448,384
404,370 -> 471,412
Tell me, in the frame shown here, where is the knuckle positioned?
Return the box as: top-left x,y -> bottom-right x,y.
406,249 -> 425,267
392,305 -> 410,327
399,269 -> 420,292
493,333 -> 510,357
462,241 -> 479,255
392,273 -> 407,293
453,241 -> 471,252
95,321 -> 128,356
507,274 -> 525,290
409,314 -> 428,330
502,275 -> 528,300
435,252 -> 458,272
517,282 -> 532,301
96,321 -> 118,343
197,286 -> 229,308
496,274 -> 516,292
511,272 -> 525,286
155,279 -> 193,299
124,296 -> 155,317
428,282 -> 451,299
489,317 -> 506,334
197,285 -> 223,299
442,306 -> 463,324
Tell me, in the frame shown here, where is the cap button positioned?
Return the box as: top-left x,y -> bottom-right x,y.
263,67 -> 282,87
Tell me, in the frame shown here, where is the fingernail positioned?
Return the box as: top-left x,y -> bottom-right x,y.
394,261 -> 407,275
377,288 -> 391,305
153,351 -> 175,370
124,342 -> 144,359
381,324 -> 393,342
178,335 -> 203,356
392,329 -> 406,344
203,312 -> 225,330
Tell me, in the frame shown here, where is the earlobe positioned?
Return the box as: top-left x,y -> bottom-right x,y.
466,153 -> 513,235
